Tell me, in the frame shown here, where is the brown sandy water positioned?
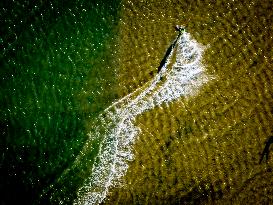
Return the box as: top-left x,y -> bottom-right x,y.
102,0 -> 273,204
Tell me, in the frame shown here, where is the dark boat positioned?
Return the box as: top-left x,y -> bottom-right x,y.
157,25 -> 186,73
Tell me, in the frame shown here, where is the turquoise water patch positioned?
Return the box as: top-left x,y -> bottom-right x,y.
1,0 -> 121,204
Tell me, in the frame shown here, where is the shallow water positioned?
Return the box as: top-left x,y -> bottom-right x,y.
1,0 -> 273,204
104,0 -> 273,204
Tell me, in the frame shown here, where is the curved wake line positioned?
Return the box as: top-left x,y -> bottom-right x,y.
74,32 -> 212,205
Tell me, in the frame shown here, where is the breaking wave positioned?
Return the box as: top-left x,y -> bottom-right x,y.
75,31 -> 211,205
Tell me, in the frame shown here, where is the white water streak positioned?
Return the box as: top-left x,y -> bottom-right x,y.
74,32 -> 211,205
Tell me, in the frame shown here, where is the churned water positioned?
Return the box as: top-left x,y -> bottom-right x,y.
74,31 -> 211,205
1,0 -> 273,204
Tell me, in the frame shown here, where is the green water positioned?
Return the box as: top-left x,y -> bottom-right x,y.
1,0 -> 121,204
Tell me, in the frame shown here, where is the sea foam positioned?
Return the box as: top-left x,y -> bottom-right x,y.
74,32 -> 211,205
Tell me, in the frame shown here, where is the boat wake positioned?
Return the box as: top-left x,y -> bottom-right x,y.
74,31 -> 211,205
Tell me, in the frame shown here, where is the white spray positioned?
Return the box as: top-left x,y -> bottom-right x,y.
74,31 -> 211,205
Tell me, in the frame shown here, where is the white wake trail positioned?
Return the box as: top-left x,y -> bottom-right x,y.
74,32 -> 211,205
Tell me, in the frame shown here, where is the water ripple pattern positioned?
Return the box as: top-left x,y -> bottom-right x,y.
75,31 -> 211,205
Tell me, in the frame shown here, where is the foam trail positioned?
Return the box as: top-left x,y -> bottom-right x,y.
74,32 -> 211,205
